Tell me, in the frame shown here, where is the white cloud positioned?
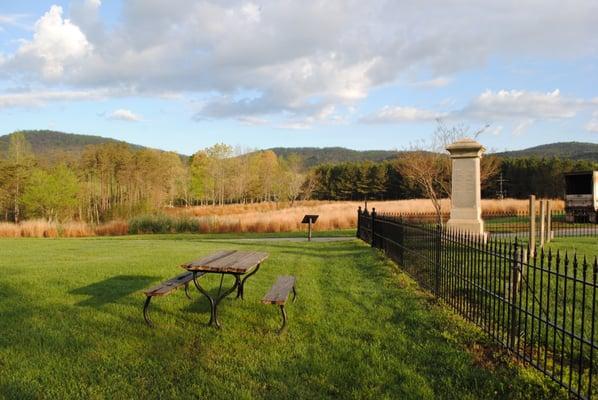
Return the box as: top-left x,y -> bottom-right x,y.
107,109 -> 142,122
10,5 -> 92,79
241,3 -> 261,23
276,121 -> 311,130
410,77 -> 453,88
363,89 -> 596,133
586,111 -> 598,133
461,89 -> 585,121
0,14 -> 27,29
0,89 -> 108,108
361,105 -> 446,124
237,116 -> 268,125
513,119 -> 534,136
1,1 -> 598,124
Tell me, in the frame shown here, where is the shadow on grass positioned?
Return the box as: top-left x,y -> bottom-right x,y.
70,275 -> 157,307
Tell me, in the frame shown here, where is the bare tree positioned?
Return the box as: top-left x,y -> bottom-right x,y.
396,120 -> 499,224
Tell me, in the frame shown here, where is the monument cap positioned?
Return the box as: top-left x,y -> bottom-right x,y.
446,137 -> 485,158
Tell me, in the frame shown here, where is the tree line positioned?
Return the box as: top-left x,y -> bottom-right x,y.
0,134 -> 305,223
0,131 -> 596,224
309,157 -> 597,201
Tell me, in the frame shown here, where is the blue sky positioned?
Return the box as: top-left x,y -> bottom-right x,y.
1,1 -> 597,155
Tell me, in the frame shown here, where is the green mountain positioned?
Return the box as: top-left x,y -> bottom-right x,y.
266,147 -> 399,168
0,130 -> 146,158
2,131 -> 597,166
495,142 -> 598,161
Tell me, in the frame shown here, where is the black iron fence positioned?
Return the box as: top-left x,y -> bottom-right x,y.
364,209 -> 598,240
357,207 -> 598,400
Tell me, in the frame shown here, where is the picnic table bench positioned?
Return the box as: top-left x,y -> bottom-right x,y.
143,271 -> 205,327
262,275 -> 297,334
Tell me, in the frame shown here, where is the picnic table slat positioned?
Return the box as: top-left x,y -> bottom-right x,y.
262,276 -> 295,304
202,251 -> 264,272
144,271 -> 199,296
182,250 -> 268,273
183,250 -> 237,268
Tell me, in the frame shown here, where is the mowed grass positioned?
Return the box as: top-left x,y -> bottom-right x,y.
0,235 -> 562,399
545,236 -> 598,262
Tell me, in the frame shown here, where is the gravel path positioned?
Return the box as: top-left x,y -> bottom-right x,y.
202,236 -> 356,242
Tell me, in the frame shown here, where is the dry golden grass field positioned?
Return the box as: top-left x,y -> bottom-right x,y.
167,198 -> 563,233
0,198 -> 563,237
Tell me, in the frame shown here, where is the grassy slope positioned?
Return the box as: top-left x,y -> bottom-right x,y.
0,236 -> 562,399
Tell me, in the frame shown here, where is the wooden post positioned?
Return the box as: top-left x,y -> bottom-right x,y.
545,200 -> 552,243
539,200 -> 546,249
308,219 -> 312,241
529,195 -> 536,257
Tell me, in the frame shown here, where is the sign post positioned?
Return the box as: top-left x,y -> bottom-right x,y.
301,215 -> 319,241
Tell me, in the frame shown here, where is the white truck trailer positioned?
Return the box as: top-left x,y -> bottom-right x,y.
564,170 -> 598,223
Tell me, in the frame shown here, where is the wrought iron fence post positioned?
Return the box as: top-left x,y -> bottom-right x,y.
371,208 -> 377,248
509,245 -> 522,349
357,206 -> 361,239
434,223 -> 441,296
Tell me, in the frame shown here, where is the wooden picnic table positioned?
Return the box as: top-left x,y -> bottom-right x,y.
181,250 -> 268,328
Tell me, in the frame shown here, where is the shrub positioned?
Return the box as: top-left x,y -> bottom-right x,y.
173,217 -> 201,233
128,214 -> 200,234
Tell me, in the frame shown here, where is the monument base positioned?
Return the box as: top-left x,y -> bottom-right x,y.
446,218 -> 485,235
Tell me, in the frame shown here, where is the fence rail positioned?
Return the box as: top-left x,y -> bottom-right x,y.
357,207 -> 598,400
367,209 -> 598,240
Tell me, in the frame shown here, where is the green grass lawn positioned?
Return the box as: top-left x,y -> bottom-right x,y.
545,236 -> 598,262
0,235 -> 563,399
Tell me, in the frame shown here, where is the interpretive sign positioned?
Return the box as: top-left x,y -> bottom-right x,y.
301,215 -> 319,241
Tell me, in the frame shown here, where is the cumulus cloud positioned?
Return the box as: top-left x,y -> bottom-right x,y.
7,5 -> 92,79
1,1 -> 597,124
361,105 -> 445,124
107,109 -> 142,122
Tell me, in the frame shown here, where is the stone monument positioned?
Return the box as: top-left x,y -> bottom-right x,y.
446,138 -> 485,235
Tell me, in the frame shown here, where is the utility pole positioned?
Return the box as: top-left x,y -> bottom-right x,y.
496,173 -> 508,199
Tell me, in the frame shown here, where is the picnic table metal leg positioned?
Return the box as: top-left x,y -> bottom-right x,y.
184,282 -> 192,300
278,305 -> 287,335
192,272 -> 241,328
143,296 -> 154,328
237,263 -> 260,299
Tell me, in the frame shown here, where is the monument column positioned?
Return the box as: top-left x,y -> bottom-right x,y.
446,138 -> 485,235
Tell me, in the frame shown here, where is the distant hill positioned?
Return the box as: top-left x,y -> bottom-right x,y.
266,147 -> 399,168
1,131 -> 596,167
0,130 -> 146,158
495,142 -> 598,161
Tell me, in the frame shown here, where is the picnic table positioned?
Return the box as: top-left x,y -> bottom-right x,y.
181,250 -> 268,328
